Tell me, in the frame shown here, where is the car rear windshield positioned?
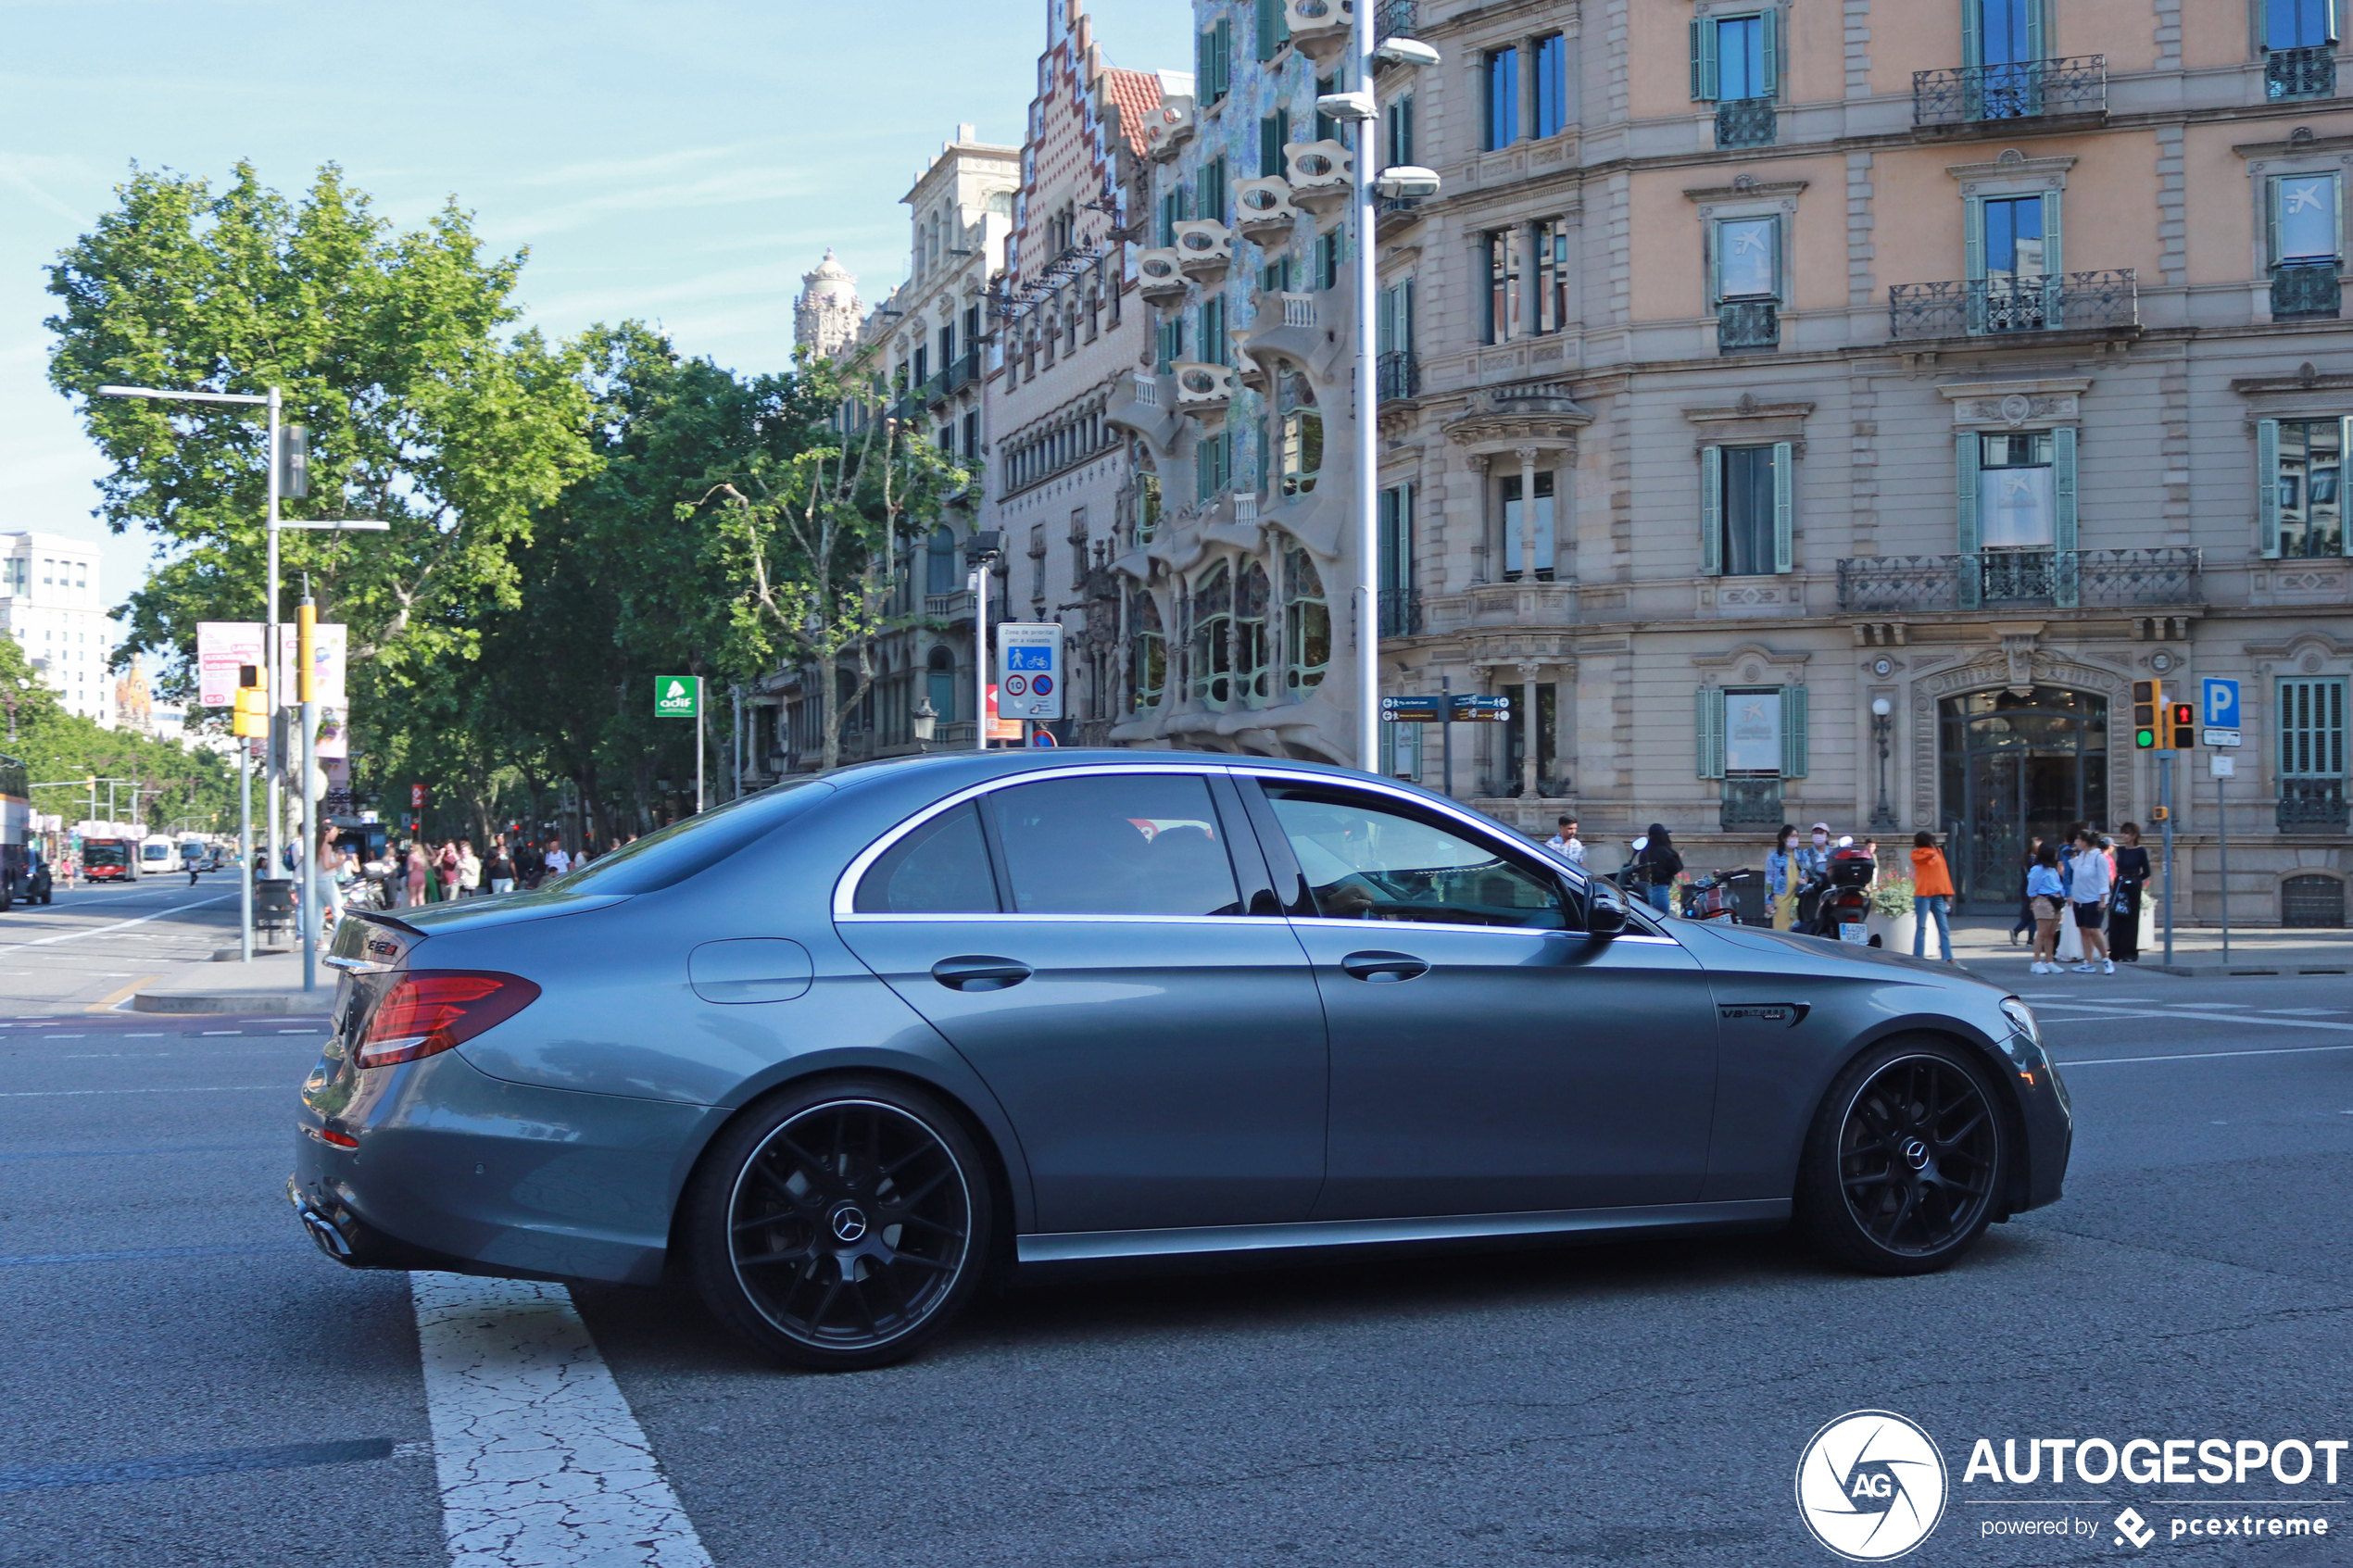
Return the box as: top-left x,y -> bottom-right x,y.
545,780 -> 830,896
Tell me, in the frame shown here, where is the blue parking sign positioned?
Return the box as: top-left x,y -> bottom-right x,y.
2203,677 -> 2240,730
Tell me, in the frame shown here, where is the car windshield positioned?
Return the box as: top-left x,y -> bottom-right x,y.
85,843 -> 130,867
542,780 -> 831,896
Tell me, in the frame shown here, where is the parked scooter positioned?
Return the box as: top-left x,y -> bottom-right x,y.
1680,866 -> 1763,923
1797,840 -> 1879,945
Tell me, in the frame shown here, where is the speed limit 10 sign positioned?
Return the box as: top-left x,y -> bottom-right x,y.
996,622 -> 1064,721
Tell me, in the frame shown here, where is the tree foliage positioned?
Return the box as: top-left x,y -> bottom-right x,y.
0,637 -> 234,834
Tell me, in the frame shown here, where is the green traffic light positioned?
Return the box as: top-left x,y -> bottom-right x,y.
2135,728 -> 2157,748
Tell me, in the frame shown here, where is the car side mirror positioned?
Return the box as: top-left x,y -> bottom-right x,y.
1583,880 -> 1629,937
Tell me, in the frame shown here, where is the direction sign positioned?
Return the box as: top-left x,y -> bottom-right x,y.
1381,696 -> 1448,722
1451,694 -> 1513,722
2204,729 -> 2243,748
654,675 -> 700,719
996,622 -> 1063,721
2203,677 -> 2240,732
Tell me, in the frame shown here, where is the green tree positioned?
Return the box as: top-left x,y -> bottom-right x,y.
0,638 -> 235,837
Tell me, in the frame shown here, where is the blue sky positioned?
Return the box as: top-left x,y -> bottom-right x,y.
0,0 -> 1193,647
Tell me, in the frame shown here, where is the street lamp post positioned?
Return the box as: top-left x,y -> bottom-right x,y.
1321,31 -> 1441,772
1869,696 -> 1896,829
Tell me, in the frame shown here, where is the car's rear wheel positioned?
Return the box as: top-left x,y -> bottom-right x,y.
685,1077 -> 990,1373
1796,1036 -> 2006,1275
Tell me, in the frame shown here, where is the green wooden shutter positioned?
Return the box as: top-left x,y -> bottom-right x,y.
1962,196 -> 1987,332
1771,213 -> 1788,301
2042,189 -> 2066,324
1691,17 -> 1718,100
2052,425 -> 2080,608
1956,433 -> 1983,608
1214,18 -> 1233,99
1255,0 -> 1278,60
1961,0 -> 1982,66
2024,0 -> 2045,60
2265,176 -> 2283,270
1696,687 -> 1726,778
2342,417 -> 2353,557
2259,418 -> 2284,558
1700,445 -> 1724,575
1771,439 -> 1795,573
1780,684 -> 1809,778
1761,7 -> 1780,96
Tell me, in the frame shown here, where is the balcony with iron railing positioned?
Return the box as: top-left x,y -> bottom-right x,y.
1715,96 -> 1775,148
2280,777 -> 2348,832
1718,298 -> 1780,355
1913,55 -> 2107,128
1887,270 -> 2137,341
1373,0 -> 1416,47
1720,776 -> 1785,832
2272,260 -> 2343,320
2267,44 -> 2337,100
1378,588 -> 1424,637
1378,349 -> 1421,401
1835,547 -> 2202,614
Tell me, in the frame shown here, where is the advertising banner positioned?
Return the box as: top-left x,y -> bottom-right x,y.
195,621 -> 265,709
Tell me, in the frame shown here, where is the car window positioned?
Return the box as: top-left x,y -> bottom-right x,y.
549,779 -> 829,896
1263,785 -> 1568,929
988,773 -> 1243,916
854,800 -> 1001,914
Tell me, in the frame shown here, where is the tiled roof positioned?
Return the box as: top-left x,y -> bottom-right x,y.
1101,67 -> 1164,157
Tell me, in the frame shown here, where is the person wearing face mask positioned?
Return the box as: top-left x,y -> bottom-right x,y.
1797,823 -> 1833,885
1766,823 -> 1804,931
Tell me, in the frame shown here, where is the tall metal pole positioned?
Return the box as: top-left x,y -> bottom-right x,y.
265,387 -> 283,880
1441,673 -> 1454,800
2218,762 -> 2230,962
974,565 -> 990,752
1351,0 -> 1380,774
695,680 -> 706,813
298,587 -> 318,993
2159,751 -> 2175,967
238,742 -> 253,963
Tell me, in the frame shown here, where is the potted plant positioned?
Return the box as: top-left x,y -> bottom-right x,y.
1867,874 -> 1917,952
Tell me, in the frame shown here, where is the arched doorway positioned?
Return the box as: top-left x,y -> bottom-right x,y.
1939,685 -> 2108,909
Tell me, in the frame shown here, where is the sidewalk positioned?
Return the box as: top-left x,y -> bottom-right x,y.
1944,915 -> 2353,980
130,952 -> 336,1015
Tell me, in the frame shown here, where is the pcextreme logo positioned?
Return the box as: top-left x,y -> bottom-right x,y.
1796,1411 -> 1951,1562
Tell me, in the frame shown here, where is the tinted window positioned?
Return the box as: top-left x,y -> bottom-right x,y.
1264,786 -> 1567,929
552,780 -> 828,896
855,801 -> 1000,914
989,774 -> 1242,915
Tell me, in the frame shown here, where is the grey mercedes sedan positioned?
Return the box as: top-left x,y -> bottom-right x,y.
294,752 -> 2070,1371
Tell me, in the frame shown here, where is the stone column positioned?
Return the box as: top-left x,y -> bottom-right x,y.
1516,445 -> 1541,583
1520,660 -> 1542,801
1519,220 -> 1543,340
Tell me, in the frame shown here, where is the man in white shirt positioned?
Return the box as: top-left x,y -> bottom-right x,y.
2065,828 -> 2114,974
544,839 -> 573,879
1543,816 -> 1586,868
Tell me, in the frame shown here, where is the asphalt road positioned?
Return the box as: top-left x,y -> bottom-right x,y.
3,884 -> 2349,1567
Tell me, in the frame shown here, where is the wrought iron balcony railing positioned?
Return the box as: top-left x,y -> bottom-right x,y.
1913,55 -> 2107,126
1887,270 -> 2137,340
2272,260 -> 2343,320
1715,96 -> 1776,148
1720,776 -> 1785,832
1718,298 -> 1780,354
1378,588 -> 1424,638
2280,778 -> 2348,832
2267,44 -> 2337,101
1377,349 -> 1421,401
944,348 -> 980,394
1836,548 -> 2202,613
1373,0 -> 1416,46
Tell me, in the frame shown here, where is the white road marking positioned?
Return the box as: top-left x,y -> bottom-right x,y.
0,1085 -> 286,1098
2035,1003 -> 2353,1034
202,1030 -> 244,1036
2057,1042 -> 2353,1067
0,894 -> 234,954
2264,1008 -> 2347,1015
410,1273 -> 713,1568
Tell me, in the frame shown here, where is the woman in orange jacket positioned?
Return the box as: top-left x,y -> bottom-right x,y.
1909,830 -> 1957,960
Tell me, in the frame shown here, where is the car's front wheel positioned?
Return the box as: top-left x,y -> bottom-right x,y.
1796,1036 -> 2007,1275
684,1077 -> 991,1373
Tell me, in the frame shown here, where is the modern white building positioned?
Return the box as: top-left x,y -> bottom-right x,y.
0,533 -> 112,726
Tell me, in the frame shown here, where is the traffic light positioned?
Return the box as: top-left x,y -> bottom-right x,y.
2133,681 -> 2161,749
2170,702 -> 2196,748
232,663 -> 268,738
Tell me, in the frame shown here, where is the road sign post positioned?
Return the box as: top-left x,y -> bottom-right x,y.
996,623 -> 1065,724
2158,751 -> 2175,967
654,677 -> 703,807
2214,751 -> 2235,960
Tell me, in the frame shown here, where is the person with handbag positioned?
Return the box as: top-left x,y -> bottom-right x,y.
2110,823 -> 2151,964
2027,844 -> 2068,975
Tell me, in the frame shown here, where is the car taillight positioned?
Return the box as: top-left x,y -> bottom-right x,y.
354,971 -> 541,1070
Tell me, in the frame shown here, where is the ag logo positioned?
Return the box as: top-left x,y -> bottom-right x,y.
1795,1410 -> 1948,1561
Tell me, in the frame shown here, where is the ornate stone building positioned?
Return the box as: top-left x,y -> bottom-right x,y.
792,251 -> 864,360
1351,0 -> 2353,924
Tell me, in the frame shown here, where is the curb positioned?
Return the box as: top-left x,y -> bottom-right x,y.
2147,962 -> 2353,979
130,989 -> 334,1016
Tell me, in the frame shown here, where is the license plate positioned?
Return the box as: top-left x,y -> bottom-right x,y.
1839,922 -> 1869,945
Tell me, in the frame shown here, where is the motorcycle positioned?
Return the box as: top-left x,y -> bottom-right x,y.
1680,867 -> 1763,923
1797,843 -> 1879,946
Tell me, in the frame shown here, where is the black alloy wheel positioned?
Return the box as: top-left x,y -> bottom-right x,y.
686,1079 -> 990,1372
1797,1038 -> 2006,1275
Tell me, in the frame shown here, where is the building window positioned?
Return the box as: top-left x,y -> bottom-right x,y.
1500,470 -> 1555,581
1259,108 -> 1291,178
1699,443 -> 1793,576
1692,9 -> 1779,99
1977,432 -> 2057,549
1378,483 -> 1416,634
1155,315 -> 1187,370
2270,171 -> 2342,268
1964,190 -> 2058,330
1484,230 -> 1521,343
963,410 -> 980,463
1385,92 -> 1416,167
1255,0 -> 1290,59
1535,219 -> 1570,332
1315,229 -> 1340,291
1379,719 -> 1423,781
1484,46 -> 1519,149
1971,0 -> 2042,67
1137,466 -> 1163,545
1282,542 -> 1329,696
1237,560 -> 1272,707
1196,430 -> 1233,498
926,646 -> 958,723
2266,0 -> 2339,97
1197,15 -> 1232,105
1378,278 -> 1416,358
1129,590 -> 1166,712
1157,184 -> 1189,247
1315,74 -> 1340,142
1695,684 -> 1808,779
1201,294 -> 1227,365
1192,561 -> 1234,709
1710,215 -> 1780,304
2259,418 -> 2349,558
2280,677 -> 2347,777
1534,34 -> 1568,134
1277,370 -> 1322,497
1200,157 -> 1227,224
926,525 -> 960,596
1262,256 -> 1295,295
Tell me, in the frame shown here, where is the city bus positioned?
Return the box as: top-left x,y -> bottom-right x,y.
82,837 -> 138,884
0,754 -> 23,908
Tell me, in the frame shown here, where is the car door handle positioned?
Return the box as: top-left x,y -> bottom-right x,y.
930,956 -> 1033,992
1340,950 -> 1429,983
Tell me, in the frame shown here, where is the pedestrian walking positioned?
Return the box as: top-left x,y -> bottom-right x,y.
485,836 -> 517,897
2067,827 -> 2114,974
544,838 -> 573,880
1633,822 -> 1681,916
458,839 -> 482,898
435,840 -> 459,902
2110,822 -> 2150,964
2027,844 -> 2067,974
1908,831 -> 1956,961
1766,823 -> 1804,931
1543,815 -> 1586,869
2008,836 -> 2043,945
